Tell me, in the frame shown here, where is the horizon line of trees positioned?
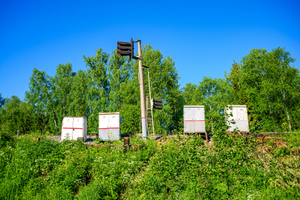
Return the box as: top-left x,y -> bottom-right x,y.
1,45 -> 299,135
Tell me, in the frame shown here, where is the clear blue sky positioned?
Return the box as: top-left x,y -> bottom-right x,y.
1,0 -> 299,100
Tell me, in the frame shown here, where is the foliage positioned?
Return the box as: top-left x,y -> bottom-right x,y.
123,132 -> 300,199
84,49 -> 110,134
2,41 -> 300,200
0,93 -> 5,108
14,44 -> 181,135
1,45 -> 300,136
1,132 -> 299,199
25,68 -> 56,133
0,96 -> 35,135
227,47 -> 300,131
0,133 -> 157,199
183,77 -> 231,134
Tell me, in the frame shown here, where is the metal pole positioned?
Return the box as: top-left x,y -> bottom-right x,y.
137,40 -> 147,140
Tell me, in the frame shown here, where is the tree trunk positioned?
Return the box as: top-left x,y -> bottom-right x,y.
210,105 -> 214,134
280,87 -> 291,130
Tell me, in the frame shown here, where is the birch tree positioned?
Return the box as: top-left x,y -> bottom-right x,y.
84,48 -> 109,134
25,68 -> 52,133
68,70 -> 89,117
142,44 -> 183,134
50,63 -> 76,133
228,47 -> 299,131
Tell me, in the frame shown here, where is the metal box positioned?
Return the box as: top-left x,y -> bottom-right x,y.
184,105 -> 206,133
99,112 -> 121,141
225,105 -> 249,132
61,117 -> 87,141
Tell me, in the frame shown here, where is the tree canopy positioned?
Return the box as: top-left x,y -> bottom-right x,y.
1,46 -> 299,135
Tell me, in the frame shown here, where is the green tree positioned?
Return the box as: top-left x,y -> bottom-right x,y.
25,68 -> 52,133
142,44 -> 183,134
119,79 -> 140,133
226,60 -> 246,104
108,50 -> 133,112
68,70 -> 89,117
84,48 -> 109,134
196,77 -> 231,134
0,96 -> 33,135
107,50 -> 140,133
50,63 -> 76,134
0,93 -> 4,108
106,44 -> 183,135
182,83 -> 197,105
228,47 -> 299,131
263,47 -> 299,130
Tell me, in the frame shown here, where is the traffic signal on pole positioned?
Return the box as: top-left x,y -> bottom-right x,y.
152,99 -> 163,110
117,38 -> 134,60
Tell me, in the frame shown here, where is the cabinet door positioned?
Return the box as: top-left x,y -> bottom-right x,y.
108,114 -> 119,128
99,115 -> 109,129
73,118 -> 84,140
184,108 -> 195,132
236,107 -> 247,121
194,107 -> 205,133
236,107 -> 249,132
99,115 -> 109,140
194,107 -> 203,120
62,117 -> 74,140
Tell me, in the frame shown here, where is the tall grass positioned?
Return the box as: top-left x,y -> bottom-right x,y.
0,131 -> 299,199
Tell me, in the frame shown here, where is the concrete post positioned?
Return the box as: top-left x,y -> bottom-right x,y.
137,40 -> 147,140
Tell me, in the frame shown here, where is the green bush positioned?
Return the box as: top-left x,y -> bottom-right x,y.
0,133 -> 299,199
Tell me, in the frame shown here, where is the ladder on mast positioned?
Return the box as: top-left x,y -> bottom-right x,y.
144,66 -> 155,137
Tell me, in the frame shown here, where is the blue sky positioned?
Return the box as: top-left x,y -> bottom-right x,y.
1,0 -> 299,100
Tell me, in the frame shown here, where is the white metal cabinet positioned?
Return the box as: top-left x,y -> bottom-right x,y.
184,105 -> 206,133
99,112 -> 120,141
226,105 -> 249,132
61,117 -> 87,141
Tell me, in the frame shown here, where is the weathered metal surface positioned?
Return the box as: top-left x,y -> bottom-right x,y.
152,99 -> 163,109
226,105 -> 249,132
99,112 -> 121,141
61,117 -> 87,141
184,105 -> 206,133
123,137 -> 130,153
117,38 -> 134,60
124,137 -> 130,145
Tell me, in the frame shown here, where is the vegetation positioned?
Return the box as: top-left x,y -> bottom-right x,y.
1,46 -> 299,136
0,132 -> 299,199
0,45 -> 299,198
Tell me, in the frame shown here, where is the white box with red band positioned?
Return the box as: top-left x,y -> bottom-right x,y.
184,105 -> 206,133
99,112 -> 121,141
61,117 -> 87,141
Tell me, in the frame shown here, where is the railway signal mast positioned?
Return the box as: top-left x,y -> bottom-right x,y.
117,38 -> 147,140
